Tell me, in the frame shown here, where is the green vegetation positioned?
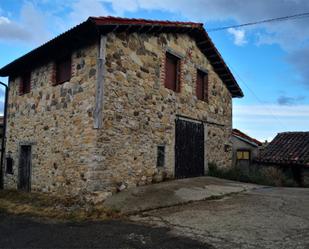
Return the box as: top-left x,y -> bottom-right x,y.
208,163 -> 298,187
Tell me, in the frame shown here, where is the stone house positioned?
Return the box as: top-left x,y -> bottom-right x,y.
257,132 -> 309,186
231,129 -> 262,173
0,17 -> 243,201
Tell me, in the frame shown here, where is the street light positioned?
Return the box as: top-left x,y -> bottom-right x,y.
0,81 -> 8,189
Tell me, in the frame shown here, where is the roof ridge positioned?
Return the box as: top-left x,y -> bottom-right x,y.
278,131 -> 309,134
89,16 -> 204,26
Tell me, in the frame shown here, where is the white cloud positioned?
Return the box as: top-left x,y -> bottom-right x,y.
102,0 -> 138,16
234,104 -> 309,117
233,104 -> 309,141
69,0 -> 111,25
0,16 -> 10,25
0,15 -> 31,41
0,2 -> 51,44
20,2 -> 51,43
227,28 -> 247,46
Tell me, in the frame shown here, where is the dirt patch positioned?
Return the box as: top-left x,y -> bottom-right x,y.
0,190 -> 121,221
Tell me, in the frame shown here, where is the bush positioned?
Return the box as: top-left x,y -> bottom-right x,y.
208,163 -> 297,187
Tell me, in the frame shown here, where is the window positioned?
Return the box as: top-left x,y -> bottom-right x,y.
157,145 -> 165,167
55,55 -> 71,85
164,52 -> 180,92
19,72 -> 31,95
196,69 -> 208,101
237,150 -> 250,160
6,157 -> 13,174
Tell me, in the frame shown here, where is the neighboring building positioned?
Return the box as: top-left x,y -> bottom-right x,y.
257,132 -> 309,186
231,129 -> 262,172
0,17 -> 243,201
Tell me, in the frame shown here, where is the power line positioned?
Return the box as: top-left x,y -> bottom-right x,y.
208,12 -> 309,32
227,63 -> 289,130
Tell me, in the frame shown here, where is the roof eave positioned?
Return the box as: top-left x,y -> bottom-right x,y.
0,17 -> 244,97
0,19 -> 98,77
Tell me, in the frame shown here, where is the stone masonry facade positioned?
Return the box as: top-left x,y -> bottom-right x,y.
4,31 -> 233,202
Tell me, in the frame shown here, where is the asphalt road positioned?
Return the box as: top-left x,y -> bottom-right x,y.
0,212 -> 212,249
1,186 -> 309,249
133,187 -> 309,249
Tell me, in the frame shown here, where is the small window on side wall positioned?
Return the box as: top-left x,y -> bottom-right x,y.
19,72 -> 31,95
237,150 -> 250,160
157,145 -> 165,168
55,55 -> 71,85
164,52 -> 180,92
196,69 -> 208,101
6,157 -> 13,174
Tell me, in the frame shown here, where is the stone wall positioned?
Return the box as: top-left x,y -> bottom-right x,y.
4,43 -> 99,197
91,32 -> 233,193
4,31 -> 234,201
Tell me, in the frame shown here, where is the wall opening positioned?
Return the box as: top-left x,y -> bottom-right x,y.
5,156 -> 13,175
157,145 -> 165,168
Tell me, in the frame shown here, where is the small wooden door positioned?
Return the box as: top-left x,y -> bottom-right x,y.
175,118 -> 205,178
18,145 -> 32,191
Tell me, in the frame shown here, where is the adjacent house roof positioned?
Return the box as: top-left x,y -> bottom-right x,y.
0,16 -> 243,98
232,129 -> 262,147
258,132 -> 309,167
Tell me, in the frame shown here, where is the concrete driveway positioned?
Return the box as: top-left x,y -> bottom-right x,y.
104,177 -> 260,214
132,187 -> 309,249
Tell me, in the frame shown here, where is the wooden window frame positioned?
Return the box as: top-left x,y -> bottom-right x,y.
164,51 -> 181,92
196,69 -> 208,102
236,150 -> 251,160
19,72 -> 31,95
55,55 -> 72,85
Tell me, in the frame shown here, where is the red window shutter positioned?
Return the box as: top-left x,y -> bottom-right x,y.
165,52 -> 180,92
20,72 -> 31,95
196,70 -> 208,101
204,73 -> 209,101
56,56 -> 71,85
196,70 -> 204,100
19,80 -> 24,96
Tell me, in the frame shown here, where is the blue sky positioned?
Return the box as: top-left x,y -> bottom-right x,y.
0,0 -> 309,141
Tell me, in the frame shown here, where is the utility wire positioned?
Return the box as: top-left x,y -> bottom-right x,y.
227,63 -> 289,131
208,12 -> 309,32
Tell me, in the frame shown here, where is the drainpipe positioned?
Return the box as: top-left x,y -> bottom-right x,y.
0,81 -> 8,189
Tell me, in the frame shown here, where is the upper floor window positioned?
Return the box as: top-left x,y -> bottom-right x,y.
164,52 -> 180,92
19,72 -> 31,95
196,69 -> 208,101
55,55 -> 71,85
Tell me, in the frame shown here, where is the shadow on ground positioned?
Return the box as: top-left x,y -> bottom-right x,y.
0,212 -> 213,249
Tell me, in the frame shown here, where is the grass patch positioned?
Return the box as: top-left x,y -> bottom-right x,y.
0,190 -> 121,222
208,163 -> 298,187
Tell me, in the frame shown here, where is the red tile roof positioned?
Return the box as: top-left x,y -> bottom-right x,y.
258,132 -> 309,167
0,16 -> 243,97
232,129 -> 262,146
90,16 -> 202,27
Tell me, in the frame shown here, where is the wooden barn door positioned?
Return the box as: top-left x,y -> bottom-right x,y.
175,118 -> 205,178
18,145 -> 32,191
